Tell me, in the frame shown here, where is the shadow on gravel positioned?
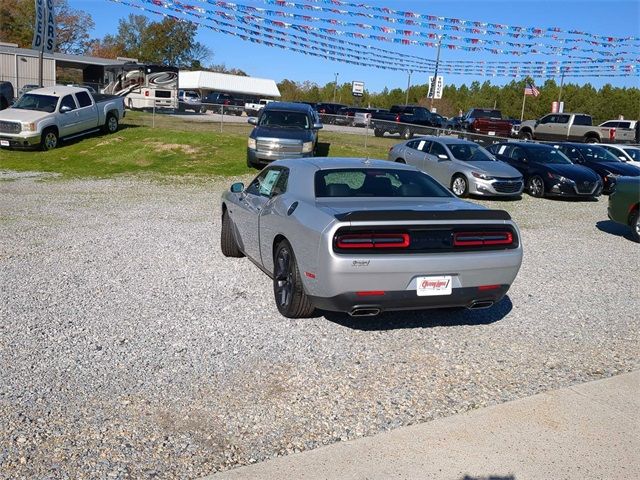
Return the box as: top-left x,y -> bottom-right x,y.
322,296 -> 513,331
596,220 -> 634,241
545,195 -> 599,203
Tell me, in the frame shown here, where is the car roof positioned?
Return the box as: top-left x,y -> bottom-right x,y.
493,141 -> 554,149
411,136 -> 481,146
272,157 -> 419,172
25,85 -> 88,96
265,102 -> 315,113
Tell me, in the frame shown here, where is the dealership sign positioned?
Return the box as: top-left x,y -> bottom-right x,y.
352,81 -> 364,97
427,76 -> 444,100
32,0 -> 55,53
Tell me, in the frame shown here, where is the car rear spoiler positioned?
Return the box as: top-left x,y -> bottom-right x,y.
334,209 -> 512,222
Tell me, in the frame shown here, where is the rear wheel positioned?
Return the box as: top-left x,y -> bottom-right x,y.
451,174 -> 469,198
527,175 -> 545,198
103,113 -> 118,133
395,158 -> 406,164
40,128 -> 58,151
585,136 -> 599,144
402,127 -> 413,140
374,128 -> 383,137
273,240 -> 315,318
220,210 -> 244,257
630,210 -> 640,243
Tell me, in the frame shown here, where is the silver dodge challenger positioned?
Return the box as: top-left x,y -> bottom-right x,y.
388,137 -> 524,197
221,158 -> 523,318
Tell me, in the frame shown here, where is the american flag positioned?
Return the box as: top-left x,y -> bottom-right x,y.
524,82 -> 540,97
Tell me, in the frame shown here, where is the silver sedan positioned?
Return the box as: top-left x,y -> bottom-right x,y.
221,157 -> 523,318
388,136 -> 524,197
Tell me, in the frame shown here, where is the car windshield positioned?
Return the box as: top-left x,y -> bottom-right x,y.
12,93 -> 58,113
446,143 -> 494,162
576,146 -> 623,163
527,148 -> 573,164
259,111 -> 309,129
315,168 -> 452,198
622,148 -> 640,161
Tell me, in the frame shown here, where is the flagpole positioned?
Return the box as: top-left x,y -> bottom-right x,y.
520,86 -> 527,122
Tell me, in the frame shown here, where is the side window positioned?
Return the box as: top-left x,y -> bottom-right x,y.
405,140 -> 419,149
494,144 -> 512,157
556,115 -> 570,124
573,115 -> 591,126
601,121 -> 617,128
273,168 -> 289,195
510,147 -> 525,161
75,91 -> 92,108
245,168 -> 283,197
539,115 -> 552,124
561,147 -> 581,162
60,95 -> 76,112
429,142 -> 448,157
417,140 -> 432,152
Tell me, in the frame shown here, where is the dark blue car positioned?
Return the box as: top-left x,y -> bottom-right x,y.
487,142 -> 602,198
553,143 -> 640,194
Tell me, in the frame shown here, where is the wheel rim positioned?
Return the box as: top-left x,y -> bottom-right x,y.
45,132 -> 57,149
530,177 -> 543,196
274,247 -> 293,308
452,177 -> 466,196
403,129 -> 411,139
635,215 -> 640,237
108,116 -> 118,132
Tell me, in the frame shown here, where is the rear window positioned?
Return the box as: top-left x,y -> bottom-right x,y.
471,109 -> 502,119
315,168 -> 452,198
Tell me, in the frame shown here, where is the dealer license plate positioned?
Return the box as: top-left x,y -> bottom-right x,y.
416,276 -> 452,296
0,140 -> 9,146
488,131 -> 496,136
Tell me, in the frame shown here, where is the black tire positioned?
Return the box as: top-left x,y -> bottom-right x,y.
374,128 -> 383,137
40,128 -> 58,151
629,210 -> 640,243
273,240 -> 315,318
395,158 -> 406,164
520,130 -> 533,141
527,175 -> 545,198
585,136 -> 599,144
402,127 -> 413,140
103,113 -> 119,134
220,210 -> 244,257
451,174 -> 469,198
0,97 -> 8,110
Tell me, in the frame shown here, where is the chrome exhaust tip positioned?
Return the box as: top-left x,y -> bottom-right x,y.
349,307 -> 381,317
468,300 -> 495,310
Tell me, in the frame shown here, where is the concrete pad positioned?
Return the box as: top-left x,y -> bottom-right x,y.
206,371 -> 640,480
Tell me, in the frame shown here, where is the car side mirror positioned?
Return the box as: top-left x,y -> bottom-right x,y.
60,105 -> 72,113
248,117 -> 257,125
312,123 -> 323,130
230,182 -> 244,193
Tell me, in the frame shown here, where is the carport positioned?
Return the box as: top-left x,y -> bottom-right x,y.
179,70 -> 281,103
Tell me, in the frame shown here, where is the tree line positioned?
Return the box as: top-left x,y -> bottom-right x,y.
277,78 -> 640,124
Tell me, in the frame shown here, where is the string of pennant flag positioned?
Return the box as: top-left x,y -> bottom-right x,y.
265,0 -> 640,45
201,0 -> 639,60
109,0 -> 639,78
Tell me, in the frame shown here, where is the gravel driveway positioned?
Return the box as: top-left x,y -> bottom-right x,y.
1,172 -> 638,479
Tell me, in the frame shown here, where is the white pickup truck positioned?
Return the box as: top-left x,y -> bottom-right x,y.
244,98 -> 274,117
0,85 -> 125,150
519,113 -> 633,144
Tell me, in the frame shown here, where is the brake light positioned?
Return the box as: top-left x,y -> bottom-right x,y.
356,291 -> 385,297
609,128 -> 616,141
395,114 -> 401,122
478,284 -> 501,291
453,231 -> 513,247
336,233 -> 410,249
144,91 -> 149,97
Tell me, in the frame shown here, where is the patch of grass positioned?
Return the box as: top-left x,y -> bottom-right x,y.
0,111 -> 393,179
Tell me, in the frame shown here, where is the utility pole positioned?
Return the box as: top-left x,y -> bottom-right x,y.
405,70 -> 412,105
429,35 -> 443,111
332,72 -> 339,103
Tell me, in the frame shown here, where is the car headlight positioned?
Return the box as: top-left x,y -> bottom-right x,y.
302,141 -> 314,153
547,172 -> 574,184
247,137 -> 256,149
471,171 -> 494,180
21,122 -> 37,132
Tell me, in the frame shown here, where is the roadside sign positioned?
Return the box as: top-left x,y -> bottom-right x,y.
32,0 -> 55,53
352,81 -> 364,97
427,76 -> 444,99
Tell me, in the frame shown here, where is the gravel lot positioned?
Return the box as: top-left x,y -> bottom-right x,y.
1,171 -> 638,479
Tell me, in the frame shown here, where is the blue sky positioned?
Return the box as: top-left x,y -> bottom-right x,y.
70,0 -> 640,92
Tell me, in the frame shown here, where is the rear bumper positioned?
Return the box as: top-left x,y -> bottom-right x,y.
0,133 -> 41,148
309,285 -> 510,313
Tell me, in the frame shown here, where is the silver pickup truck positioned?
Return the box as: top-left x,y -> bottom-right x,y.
0,85 -> 125,150
519,113 -> 632,144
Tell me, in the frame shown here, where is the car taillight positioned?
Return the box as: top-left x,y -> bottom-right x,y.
453,231 -> 513,247
609,128 -> 616,141
319,108 -> 326,113
335,233 -> 410,249
144,91 -> 149,97
395,114 -> 401,122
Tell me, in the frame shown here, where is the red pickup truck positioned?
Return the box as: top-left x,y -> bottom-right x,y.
462,109 -> 512,137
